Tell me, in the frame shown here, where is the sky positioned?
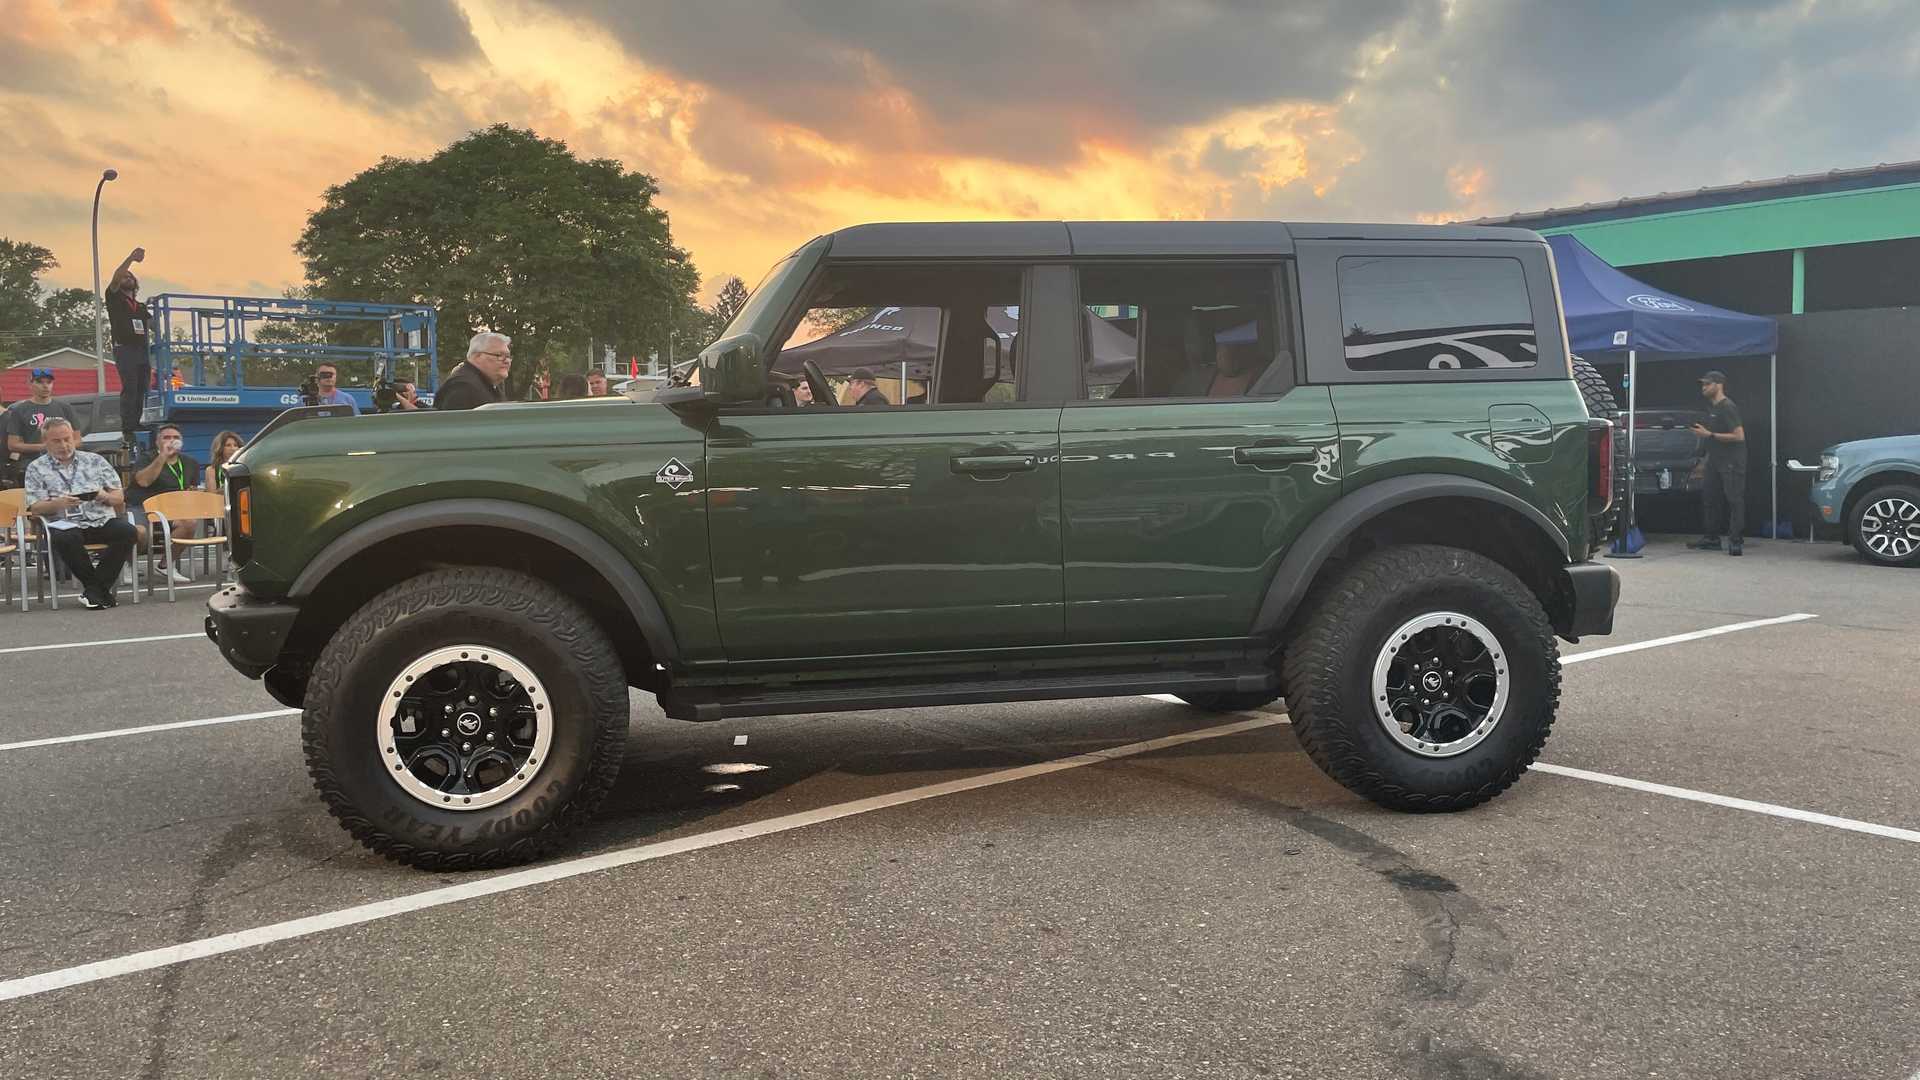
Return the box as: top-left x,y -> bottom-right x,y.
4,0 -> 1918,305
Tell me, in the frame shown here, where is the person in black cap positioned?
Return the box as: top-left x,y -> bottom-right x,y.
1688,369 -> 1747,556
5,367 -> 78,475
847,369 -> 889,407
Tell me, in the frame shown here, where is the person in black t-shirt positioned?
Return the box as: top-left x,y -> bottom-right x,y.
128,423 -> 203,583
1687,370 -> 1748,556
5,368 -> 79,475
103,247 -> 151,449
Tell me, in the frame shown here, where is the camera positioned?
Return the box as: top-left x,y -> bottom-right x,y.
298,375 -> 321,407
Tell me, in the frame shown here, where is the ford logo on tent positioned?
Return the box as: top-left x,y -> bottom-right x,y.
1626,294 -> 1695,313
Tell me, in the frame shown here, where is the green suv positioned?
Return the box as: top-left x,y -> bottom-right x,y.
207,221 -> 1621,869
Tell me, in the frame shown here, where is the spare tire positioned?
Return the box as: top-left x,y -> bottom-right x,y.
1572,356 -> 1628,551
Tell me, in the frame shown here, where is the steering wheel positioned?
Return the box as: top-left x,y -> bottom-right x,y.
802,360 -> 839,408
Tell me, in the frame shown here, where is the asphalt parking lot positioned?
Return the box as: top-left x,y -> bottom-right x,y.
1,537 -> 1916,1080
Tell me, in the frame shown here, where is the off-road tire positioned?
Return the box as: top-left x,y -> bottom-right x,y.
1281,545 -> 1559,812
1175,690 -> 1284,713
302,568 -> 628,870
1572,357 -> 1627,549
1847,482 -> 1920,568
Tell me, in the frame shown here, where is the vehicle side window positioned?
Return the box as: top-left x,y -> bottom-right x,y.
1076,265 -> 1283,400
772,264 -> 1024,406
1336,256 -> 1536,372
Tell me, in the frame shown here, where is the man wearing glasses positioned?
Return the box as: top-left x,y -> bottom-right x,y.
437,331 -> 513,411
312,363 -> 361,414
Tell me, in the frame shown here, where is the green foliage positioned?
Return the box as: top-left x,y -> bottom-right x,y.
0,239 -> 97,366
295,124 -> 702,398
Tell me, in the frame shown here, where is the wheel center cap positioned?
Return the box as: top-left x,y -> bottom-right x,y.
455,712 -> 483,736
1421,671 -> 1445,693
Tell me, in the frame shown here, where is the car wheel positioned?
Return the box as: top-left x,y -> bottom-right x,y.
1174,689 -> 1283,713
302,568 -> 629,869
1848,483 -> 1920,568
1281,544 -> 1559,812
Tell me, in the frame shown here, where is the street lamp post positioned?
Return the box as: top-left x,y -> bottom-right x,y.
90,168 -> 118,394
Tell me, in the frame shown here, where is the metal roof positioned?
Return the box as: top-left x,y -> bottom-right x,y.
824,220 -> 1540,259
1464,160 -> 1920,230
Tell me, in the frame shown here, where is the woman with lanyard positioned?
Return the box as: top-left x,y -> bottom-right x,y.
129,423 -> 202,584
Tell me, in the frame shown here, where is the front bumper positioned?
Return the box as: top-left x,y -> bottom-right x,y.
1811,477 -> 1845,524
1558,561 -> 1620,641
206,585 -> 299,680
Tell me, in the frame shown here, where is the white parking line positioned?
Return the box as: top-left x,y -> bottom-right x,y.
0,709 -> 297,752
1561,612 -> 1817,665
0,714 -> 1284,1003
1529,763 -> 1920,845
0,632 -> 206,656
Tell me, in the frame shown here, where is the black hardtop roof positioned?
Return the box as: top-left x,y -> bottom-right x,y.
822,220 -> 1542,258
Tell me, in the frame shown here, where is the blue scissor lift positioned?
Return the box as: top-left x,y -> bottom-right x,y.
140,294 -> 438,461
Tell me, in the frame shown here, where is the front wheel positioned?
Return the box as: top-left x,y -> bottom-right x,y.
1848,483 -> 1920,567
1282,545 -> 1559,812
302,568 -> 629,869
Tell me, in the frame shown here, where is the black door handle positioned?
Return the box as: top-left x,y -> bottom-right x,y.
1232,443 -> 1316,468
952,453 -> 1038,477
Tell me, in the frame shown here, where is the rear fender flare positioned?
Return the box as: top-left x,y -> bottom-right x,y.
1250,474 -> 1570,639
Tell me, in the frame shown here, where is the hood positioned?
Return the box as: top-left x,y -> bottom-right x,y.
238,396 -> 687,465
1825,434 -> 1920,457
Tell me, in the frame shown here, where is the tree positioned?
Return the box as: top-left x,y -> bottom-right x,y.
711,276 -> 750,331
0,239 -> 98,366
295,124 -> 702,398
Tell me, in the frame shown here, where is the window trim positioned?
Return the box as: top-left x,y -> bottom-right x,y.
728,258 -> 1044,414
1297,239 -> 1567,385
1065,258 -> 1299,405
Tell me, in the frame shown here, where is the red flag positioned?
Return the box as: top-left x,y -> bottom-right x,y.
629,356 -> 638,377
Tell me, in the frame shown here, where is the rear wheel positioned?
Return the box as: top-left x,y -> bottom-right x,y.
1282,545 -> 1559,811
1848,483 -> 1920,567
302,568 -> 629,869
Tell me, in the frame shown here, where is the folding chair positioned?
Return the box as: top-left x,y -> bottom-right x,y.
141,490 -> 229,602
0,489 -> 29,612
33,508 -> 142,609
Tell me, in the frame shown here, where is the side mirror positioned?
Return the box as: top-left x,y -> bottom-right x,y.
654,334 -> 762,411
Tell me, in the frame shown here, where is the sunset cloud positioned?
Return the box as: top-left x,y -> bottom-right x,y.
4,0 -> 1917,311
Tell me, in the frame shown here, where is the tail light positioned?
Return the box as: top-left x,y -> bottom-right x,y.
1588,420 -> 1614,514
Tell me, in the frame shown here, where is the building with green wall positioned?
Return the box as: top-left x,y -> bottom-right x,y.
1471,160 -> 1920,316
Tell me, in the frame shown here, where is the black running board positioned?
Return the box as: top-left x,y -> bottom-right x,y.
660,670 -> 1278,722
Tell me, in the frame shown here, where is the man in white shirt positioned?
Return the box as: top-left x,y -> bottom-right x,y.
25,419 -> 135,609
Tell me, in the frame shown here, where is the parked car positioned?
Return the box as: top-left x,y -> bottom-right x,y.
1625,407 -> 1707,496
1808,435 -> 1920,567
208,219 -> 1622,869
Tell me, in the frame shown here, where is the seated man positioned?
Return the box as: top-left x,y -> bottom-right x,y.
127,423 -> 203,583
24,418 -> 136,609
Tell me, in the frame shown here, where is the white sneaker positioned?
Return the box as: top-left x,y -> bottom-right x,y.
167,567 -> 193,584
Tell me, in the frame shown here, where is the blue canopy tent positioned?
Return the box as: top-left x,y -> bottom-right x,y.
1547,234 -> 1782,545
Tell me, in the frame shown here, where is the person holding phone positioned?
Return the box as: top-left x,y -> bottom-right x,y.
24,418 -> 134,609
129,422 -> 203,583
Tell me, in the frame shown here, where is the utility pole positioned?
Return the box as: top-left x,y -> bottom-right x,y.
90,168 -> 118,393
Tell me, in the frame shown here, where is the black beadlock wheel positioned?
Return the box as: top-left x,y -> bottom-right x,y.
1572,357 -> 1628,550
1281,545 -> 1559,812
302,568 -> 629,870
1847,483 -> 1920,568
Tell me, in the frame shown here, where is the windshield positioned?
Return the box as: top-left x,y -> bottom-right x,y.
715,236 -> 830,342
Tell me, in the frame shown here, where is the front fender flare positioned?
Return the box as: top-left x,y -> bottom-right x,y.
1250,474 -> 1571,640
287,498 -> 680,664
